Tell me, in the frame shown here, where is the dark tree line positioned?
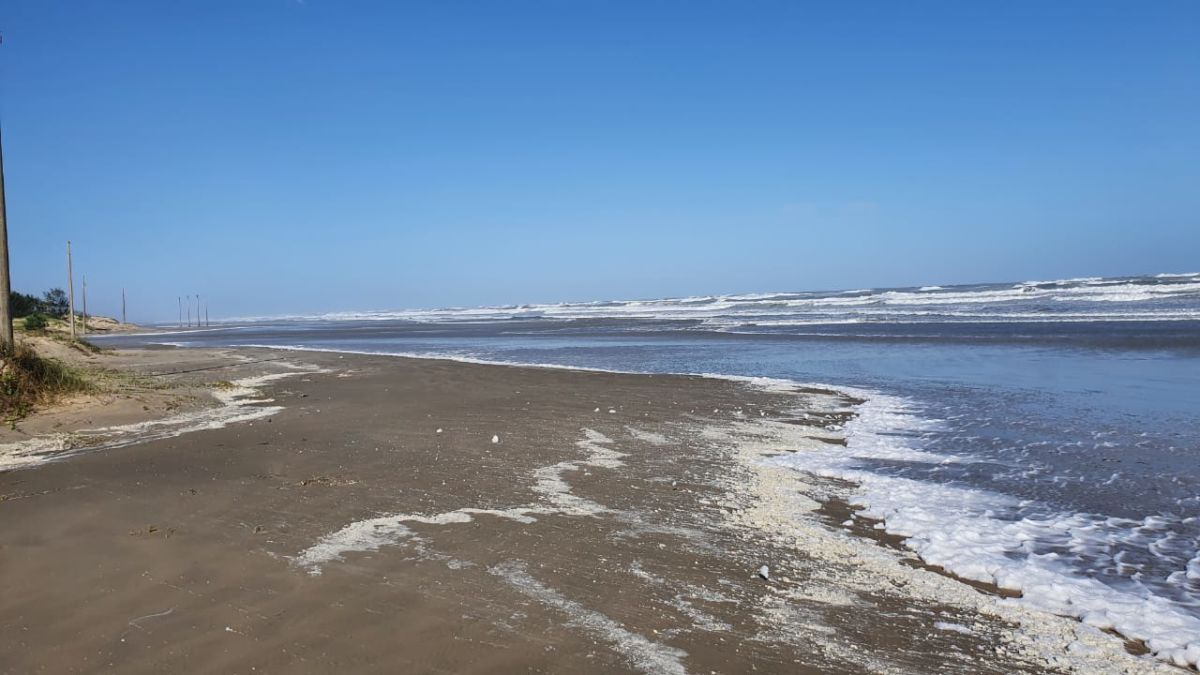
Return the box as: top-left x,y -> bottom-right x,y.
10,289 -> 69,318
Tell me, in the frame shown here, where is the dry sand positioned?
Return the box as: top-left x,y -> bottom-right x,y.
0,348 -> 1173,674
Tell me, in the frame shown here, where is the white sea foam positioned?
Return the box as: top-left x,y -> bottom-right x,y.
234,345 -> 839,400
625,427 -> 670,446
714,403 -> 1171,673
292,507 -> 539,574
232,343 -> 641,376
934,621 -> 975,634
0,363 -> 325,471
218,274 -> 1200,326
111,326 -> 246,337
531,429 -> 624,516
1187,552 -> 1200,582
714,310 -> 1200,327
764,386 -> 1200,669
294,428 -> 624,575
490,561 -> 690,675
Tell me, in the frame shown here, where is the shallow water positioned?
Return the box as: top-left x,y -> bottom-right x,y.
97,273 -> 1200,661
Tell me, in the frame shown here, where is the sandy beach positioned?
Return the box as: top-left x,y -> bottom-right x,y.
5,1 -> 1198,671
0,346 -> 1173,674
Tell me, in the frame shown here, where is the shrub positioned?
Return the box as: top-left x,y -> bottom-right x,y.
0,343 -> 92,423
23,313 -> 49,331
10,291 -> 42,317
42,289 -> 70,318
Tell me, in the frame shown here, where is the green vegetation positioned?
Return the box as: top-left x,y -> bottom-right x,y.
22,313 -> 49,331
0,287 -> 126,424
10,288 -> 71,319
1,342 -> 93,425
10,291 -> 41,317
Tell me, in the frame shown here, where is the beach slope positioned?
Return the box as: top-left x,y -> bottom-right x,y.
0,350 -> 1167,673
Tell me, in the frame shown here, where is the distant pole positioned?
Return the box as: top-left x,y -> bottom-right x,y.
186,295 -> 191,328
68,241 -> 76,339
195,294 -> 200,329
205,302 -> 209,327
0,125 -> 13,349
122,288 -> 126,324
81,275 -> 88,335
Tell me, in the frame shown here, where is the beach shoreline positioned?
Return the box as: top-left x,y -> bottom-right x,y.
0,346 -> 1175,673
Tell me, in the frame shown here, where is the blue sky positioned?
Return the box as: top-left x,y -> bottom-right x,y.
1,1 -> 1197,321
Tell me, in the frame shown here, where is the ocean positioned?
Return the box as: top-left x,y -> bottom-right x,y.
96,272 -> 1200,663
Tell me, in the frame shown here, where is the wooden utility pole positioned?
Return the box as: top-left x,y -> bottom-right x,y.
205,303 -> 209,327
0,125 -> 13,349
81,275 -> 87,335
122,288 -> 126,324
67,241 -> 76,339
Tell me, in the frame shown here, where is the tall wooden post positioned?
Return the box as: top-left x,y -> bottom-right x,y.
0,125 -> 13,349
67,241 -> 76,339
205,303 -> 209,327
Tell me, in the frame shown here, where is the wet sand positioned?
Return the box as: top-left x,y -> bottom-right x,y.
0,350 -> 1169,674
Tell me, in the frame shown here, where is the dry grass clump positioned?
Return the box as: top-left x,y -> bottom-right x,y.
70,338 -> 111,355
1,342 -> 93,425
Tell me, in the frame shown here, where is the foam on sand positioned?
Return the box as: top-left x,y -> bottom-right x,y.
745,382 -> 1200,670
293,428 -> 624,575
489,561 -> 690,675
0,362 -> 327,472
291,507 -> 540,575
712,394 -> 1178,673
